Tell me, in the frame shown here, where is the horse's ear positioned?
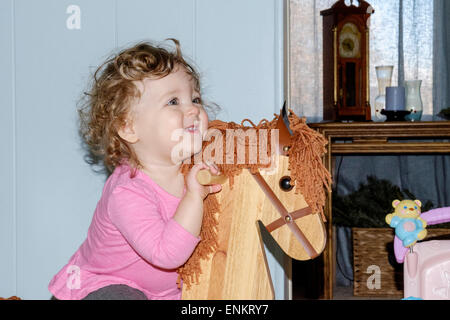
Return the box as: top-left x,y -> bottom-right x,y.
277,107 -> 292,156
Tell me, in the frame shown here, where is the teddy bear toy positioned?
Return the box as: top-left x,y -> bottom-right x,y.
385,199 -> 427,248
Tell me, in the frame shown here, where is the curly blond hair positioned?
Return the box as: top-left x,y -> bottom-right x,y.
78,39 -> 202,174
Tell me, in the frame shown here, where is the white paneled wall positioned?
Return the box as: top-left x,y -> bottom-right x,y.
0,0 -> 285,299
0,0 -> 15,298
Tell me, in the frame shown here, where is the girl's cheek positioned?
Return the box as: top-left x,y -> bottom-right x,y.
198,116 -> 207,141
203,109 -> 209,122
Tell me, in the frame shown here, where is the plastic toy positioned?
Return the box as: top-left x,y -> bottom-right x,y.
385,199 -> 427,248
387,204 -> 450,300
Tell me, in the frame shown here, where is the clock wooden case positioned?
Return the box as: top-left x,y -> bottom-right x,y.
321,0 -> 374,121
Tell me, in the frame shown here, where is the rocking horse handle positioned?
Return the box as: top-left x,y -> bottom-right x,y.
196,169 -> 228,185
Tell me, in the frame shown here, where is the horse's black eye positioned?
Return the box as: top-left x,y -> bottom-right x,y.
279,176 -> 294,192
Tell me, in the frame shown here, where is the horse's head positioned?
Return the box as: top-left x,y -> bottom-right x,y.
179,106 -> 331,293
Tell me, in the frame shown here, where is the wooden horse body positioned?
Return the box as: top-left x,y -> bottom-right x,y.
181,109 -> 330,299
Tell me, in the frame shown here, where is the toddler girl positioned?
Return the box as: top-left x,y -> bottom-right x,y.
48,39 -> 221,300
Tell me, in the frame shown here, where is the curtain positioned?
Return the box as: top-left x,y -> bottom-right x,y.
433,0 -> 450,115
289,0 -> 434,121
289,0 -> 449,207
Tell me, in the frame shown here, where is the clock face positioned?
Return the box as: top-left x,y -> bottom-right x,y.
339,23 -> 361,58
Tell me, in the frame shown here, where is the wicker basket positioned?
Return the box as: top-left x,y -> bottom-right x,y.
352,227 -> 450,298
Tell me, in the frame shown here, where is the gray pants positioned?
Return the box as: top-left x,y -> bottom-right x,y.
83,284 -> 147,300
51,284 -> 148,300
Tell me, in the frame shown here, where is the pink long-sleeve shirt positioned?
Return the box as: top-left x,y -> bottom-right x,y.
48,162 -> 200,300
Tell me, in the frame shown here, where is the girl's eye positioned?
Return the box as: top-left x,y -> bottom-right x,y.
192,97 -> 202,104
168,98 -> 179,106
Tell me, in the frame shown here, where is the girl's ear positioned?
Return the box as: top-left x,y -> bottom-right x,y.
118,120 -> 139,144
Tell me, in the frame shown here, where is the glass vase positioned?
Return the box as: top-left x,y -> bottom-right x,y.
374,66 -> 394,122
404,80 -> 423,121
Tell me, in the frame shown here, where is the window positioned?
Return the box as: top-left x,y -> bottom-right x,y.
287,0 -> 434,121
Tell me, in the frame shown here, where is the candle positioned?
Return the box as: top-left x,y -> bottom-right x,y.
385,86 -> 406,111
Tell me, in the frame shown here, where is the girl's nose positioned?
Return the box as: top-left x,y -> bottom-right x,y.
186,103 -> 201,116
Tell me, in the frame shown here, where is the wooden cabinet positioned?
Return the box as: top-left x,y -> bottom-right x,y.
308,121 -> 450,299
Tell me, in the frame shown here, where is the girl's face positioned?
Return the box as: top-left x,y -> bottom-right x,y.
121,66 -> 208,166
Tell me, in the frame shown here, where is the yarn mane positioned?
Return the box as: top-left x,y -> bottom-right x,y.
176,111 -> 331,289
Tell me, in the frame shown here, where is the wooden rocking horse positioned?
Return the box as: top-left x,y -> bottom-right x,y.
178,106 -> 331,299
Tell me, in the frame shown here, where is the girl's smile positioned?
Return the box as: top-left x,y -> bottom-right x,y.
184,121 -> 200,134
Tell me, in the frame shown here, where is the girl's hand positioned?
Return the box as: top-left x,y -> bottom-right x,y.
185,162 -> 222,200
174,161 -> 222,237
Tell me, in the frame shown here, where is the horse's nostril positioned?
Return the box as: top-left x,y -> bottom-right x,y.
279,176 -> 294,191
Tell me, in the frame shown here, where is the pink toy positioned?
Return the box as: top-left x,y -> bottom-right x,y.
392,206 -> 450,300
404,240 -> 450,300
394,207 -> 450,263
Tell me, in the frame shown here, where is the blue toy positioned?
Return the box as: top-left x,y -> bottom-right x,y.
385,199 -> 427,248
402,296 -> 423,300
388,204 -> 450,300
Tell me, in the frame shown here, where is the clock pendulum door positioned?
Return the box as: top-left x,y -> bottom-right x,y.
338,22 -> 362,112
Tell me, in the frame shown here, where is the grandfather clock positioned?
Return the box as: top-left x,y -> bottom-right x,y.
321,0 -> 374,121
